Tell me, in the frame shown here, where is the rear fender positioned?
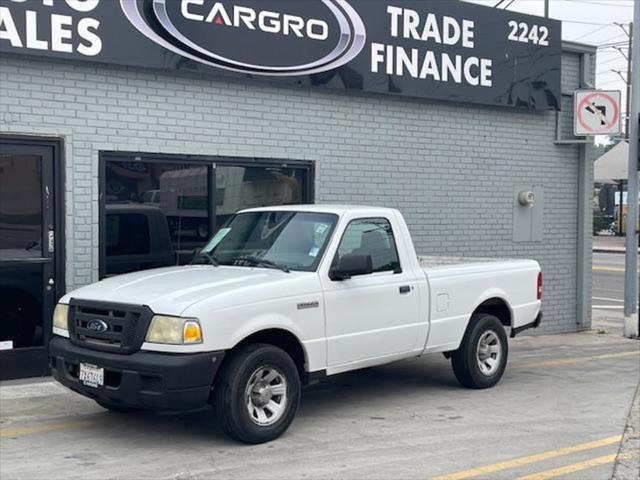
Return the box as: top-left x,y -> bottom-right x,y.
470,289 -> 514,327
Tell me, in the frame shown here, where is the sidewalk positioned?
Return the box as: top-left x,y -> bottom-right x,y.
592,309 -> 640,479
592,308 -> 624,335
593,235 -> 639,254
613,384 -> 640,480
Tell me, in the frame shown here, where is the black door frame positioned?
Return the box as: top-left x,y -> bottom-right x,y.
98,152 -> 315,279
0,136 -> 65,380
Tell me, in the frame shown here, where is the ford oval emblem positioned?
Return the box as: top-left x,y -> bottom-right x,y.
120,0 -> 366,76
87,319 -> 109,333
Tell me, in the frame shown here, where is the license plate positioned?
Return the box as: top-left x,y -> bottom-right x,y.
79,363 -> 104,388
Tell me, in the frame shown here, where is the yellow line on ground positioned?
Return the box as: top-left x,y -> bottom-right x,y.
514,351 -> 639,369
0,420 -> 97,437
515,453 -> 617,480
431,435 -> 622,480
593,266 -> 625,272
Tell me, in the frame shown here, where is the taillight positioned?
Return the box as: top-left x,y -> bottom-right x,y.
537,272 -> 542,300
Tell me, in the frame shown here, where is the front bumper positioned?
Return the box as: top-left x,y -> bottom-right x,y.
50,336 -> 224,410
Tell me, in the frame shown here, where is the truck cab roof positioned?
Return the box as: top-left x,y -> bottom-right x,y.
239,204 -> 399,216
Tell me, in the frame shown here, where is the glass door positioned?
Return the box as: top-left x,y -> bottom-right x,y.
0,143 -> 58,380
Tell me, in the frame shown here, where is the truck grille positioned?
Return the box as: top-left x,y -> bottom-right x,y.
68,299 -> 153,354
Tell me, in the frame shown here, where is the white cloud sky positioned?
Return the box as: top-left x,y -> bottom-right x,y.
461,0 -> 635,129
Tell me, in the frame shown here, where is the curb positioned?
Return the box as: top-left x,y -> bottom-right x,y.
612,383 -> 640,480
593,248 -> 634,254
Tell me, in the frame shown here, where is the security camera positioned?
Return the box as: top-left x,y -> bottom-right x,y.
518,191 -> 535,207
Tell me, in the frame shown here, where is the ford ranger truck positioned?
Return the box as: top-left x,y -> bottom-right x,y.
50,205 -> 542,443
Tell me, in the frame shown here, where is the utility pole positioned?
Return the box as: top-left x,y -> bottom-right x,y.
623,3 -> 639,339
625,23 -> 632,137
615,22 -> 633,138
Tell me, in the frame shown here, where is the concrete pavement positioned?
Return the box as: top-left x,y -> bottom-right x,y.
0,248 -> 636,479
1,329 -> 638,480
593,252 -> 626,310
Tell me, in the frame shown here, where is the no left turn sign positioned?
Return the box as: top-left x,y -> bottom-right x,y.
574,90 -> 621,136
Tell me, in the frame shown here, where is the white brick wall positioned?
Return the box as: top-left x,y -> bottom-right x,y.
0,51 -> 594,333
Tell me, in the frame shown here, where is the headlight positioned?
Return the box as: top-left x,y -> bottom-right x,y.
146,315 -> 202,345
52,303 -> 69,332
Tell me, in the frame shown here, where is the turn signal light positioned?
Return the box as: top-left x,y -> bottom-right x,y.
183,321 -> 203,344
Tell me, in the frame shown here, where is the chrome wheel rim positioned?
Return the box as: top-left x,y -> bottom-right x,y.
245,366 -> 288,426
476,331 -> 502,376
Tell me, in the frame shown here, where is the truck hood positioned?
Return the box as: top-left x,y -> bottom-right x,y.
60,265 -> 312,316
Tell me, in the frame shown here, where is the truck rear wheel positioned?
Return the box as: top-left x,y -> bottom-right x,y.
451,314 -> 508,389
214,343 -> 300,444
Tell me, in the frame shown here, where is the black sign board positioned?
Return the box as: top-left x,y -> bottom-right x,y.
0,0 -> 562,110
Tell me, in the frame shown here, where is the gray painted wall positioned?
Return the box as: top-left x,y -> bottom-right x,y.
0,50 -> 594,333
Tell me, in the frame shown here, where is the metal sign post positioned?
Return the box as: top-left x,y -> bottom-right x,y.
624,2 -> 639,339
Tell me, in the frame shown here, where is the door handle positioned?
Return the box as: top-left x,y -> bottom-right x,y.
399,285 -> 411,294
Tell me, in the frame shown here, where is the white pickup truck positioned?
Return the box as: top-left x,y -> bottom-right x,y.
50,205 -> 542,443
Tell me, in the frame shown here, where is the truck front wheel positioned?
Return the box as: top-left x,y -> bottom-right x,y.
451,314 -> 508,389
214,344 -> 301,444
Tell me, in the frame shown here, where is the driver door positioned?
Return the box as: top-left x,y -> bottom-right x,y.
321,217 -> 420,368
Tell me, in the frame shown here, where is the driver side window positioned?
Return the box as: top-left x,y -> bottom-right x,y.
334,218 -> 401,273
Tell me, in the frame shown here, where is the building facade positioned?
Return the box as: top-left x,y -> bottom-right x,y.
0,0 -> 595,379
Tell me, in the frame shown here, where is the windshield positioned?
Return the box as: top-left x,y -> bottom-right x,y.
202,211 -> 338,272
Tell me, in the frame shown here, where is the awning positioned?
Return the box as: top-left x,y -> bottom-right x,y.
594,141 -> 629,185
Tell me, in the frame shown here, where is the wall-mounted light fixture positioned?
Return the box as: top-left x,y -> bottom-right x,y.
518,191 -> 535,207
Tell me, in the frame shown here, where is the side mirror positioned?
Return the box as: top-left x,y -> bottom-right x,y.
330,254 -> 373,280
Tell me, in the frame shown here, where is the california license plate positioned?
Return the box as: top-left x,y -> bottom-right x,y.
79,363 -> 104,388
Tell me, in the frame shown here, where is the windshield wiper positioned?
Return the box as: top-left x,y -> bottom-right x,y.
239,256 -> 290,273
190,251 -> 219,266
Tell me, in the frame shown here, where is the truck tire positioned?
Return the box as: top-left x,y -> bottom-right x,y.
214,343 -> 301,444
95,400 -> 140,413
451,314 -> 508,389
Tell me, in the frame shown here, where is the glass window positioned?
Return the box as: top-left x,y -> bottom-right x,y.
335,218 -> 401,273
106,213 -> 150,256
105,160 -> 211,242
204,211 -> 337,272
215,166 -> 306,226
104,160 -> 212,274
0,155 -> 42,259
102,155 -> 312,277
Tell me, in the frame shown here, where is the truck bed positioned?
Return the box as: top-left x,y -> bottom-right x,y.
417,254 -> 541,353
418,255 -> 515,269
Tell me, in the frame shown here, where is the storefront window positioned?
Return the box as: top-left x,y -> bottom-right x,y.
215,165 -> 306,225
105,214 -> 150,256
102,155 -> 311,277
104,160 -> 211,275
